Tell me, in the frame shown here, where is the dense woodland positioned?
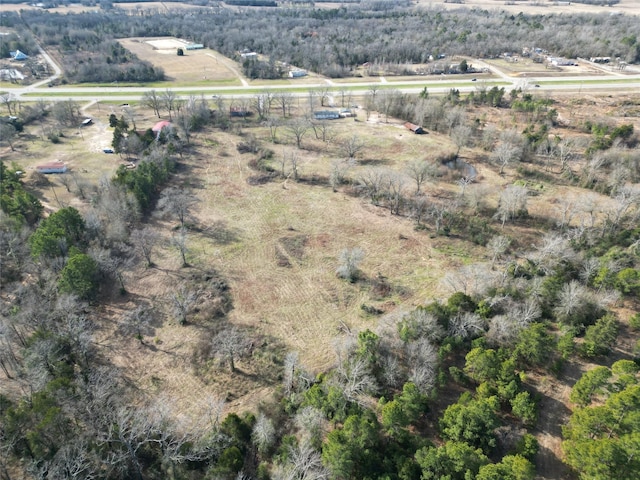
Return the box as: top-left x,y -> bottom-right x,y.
2,3 -> 640,82
2,2 -> 640,480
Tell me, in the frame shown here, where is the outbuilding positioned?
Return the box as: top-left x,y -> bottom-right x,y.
36,161 -> 67,174
403,122 -> 426,134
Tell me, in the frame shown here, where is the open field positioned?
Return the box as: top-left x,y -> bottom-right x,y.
119,38 -> 242,86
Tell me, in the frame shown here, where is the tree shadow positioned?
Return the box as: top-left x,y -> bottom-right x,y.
195,220 -> 242,244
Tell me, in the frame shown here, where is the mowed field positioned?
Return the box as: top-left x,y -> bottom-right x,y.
118,38 -> 242,85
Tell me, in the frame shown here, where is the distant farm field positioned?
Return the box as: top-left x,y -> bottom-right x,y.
118,38 -> 242,85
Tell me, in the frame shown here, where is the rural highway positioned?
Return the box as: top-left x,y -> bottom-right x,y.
3,44 -> 640,103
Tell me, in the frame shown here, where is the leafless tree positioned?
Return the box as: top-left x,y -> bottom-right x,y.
358,168 -> 387,206
487,235 -> 511,267
311,119 -> 333,143
130,227 -> 160,268
294,407 -> 327,446
445,106 -> 465,134
275,91 -> 294,118
272,438 -> 329,480
492,141 -> 521,175
42,439 -> 100,480
604,185 -> 640,234
99,406 -> 158,480
528,232 -> 577,275
409,194 -> 430,227
329,158 -> 355,191
253,91 -> 274,120
385,172 -> 405,215
158,186 -> 197,229
285,118 -> 309,149
0,123 -> 17,151
495,185 -> 528,228
451,124 -> 473,156
52,99 -> 81,127
161,89 -> 178,120
210,326 -> 250,373
171,227 -> 190,267
252,412 -> 276,454
401,309 -> 445,343
333,354 -> 378,405
170,282 -> 199,325
336,247 -> 365,282
555,137 -> 576,175
120,305 -> 153,344
266,115 -> 280,143
448,312 -> 485,340
0,93 -> 17,116
405,159 -> 434,196
406,338 -> 438,394
142,90 -> 162,118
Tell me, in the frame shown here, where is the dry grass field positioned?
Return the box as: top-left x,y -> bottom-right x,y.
5,91 -> 637,415
119,38 -> 242,85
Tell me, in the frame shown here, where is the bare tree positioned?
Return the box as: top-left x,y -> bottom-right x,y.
336,247 -> 365,282
142,89 -> 162,118
0,123 -> 17,151
339,134 -> 366,160
286,118 -> 309,149
161,89 -> 177,120
120,305 -> 153,344
266,115 -> 280,143
158,186 -> 197,229
406,337 -> 438,394
495,185 -> 528,228
170,282 -> 199,325
294,407 -> 327,446
275,91 -> 294,118
492,141 -> 521,175
252,413 -> 276,455
445,106 -> 465,134
131,227 -> 160,267
210,326 -> 250,373
252,90 -> 274,120
272,438 -> 329,480
329,158 -> 354,191
487,235 -> 511,267
0,93 -> 17,116
405,159 -> 434,196
333,354 -> 378,405
448,312 -> 485,340
358,168 -> 387,205
451,124 -> 473,156
385,172 -> 405,215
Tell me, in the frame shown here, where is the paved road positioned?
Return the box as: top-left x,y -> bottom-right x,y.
3,44 -> 640,104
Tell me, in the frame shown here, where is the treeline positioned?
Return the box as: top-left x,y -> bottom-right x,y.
11,5 -> 640,81
224,0 -> 278,6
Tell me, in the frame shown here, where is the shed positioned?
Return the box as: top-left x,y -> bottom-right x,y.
37,161 -> 67,174
230,107 -> 251,117
9,50 -> 28,61
313,110 -> 340,120
288,69 -> 307,78
403,122 -> 426,134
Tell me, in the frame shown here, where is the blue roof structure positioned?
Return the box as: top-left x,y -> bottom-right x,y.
10,50 -> 28,60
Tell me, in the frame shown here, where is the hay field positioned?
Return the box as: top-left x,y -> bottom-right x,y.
119,38 -> 242,85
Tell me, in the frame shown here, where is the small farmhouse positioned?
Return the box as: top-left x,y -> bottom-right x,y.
313,110 -> 340,120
